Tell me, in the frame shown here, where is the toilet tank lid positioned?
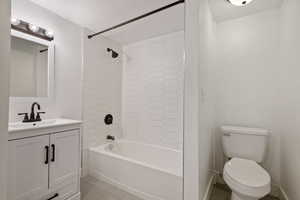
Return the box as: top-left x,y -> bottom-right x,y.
221,126 -> 269,136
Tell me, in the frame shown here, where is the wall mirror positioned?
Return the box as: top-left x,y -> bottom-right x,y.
10,30 -> 54,100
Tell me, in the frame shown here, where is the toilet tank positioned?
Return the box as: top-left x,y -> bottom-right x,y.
221,126 -> 269,163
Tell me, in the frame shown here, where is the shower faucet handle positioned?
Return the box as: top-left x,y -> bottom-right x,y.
106,135 -> 115,141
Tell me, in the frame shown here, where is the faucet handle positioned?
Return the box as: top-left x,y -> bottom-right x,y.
18,113 -> 29,123
36,112 -> 46,121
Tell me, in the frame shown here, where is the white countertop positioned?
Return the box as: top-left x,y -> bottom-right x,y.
8,118 -> 82,133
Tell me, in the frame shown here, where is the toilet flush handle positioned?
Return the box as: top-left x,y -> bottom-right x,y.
223,133 -> 231,136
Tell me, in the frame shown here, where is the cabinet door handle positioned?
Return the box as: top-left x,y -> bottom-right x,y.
45,146 -> 49,164
51,144 -> 55,162
47,193 -> 59,200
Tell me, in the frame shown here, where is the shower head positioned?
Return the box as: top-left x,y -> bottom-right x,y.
107,48 -> 119,58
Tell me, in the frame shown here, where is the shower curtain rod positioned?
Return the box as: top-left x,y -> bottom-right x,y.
88,0 -> 184,39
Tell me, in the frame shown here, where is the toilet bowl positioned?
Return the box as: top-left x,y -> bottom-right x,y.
223,158 -> 271,200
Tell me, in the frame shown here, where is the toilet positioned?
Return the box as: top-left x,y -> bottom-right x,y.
221,126 -> 271,200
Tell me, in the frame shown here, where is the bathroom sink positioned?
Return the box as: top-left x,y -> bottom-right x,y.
9,118 -> 81,132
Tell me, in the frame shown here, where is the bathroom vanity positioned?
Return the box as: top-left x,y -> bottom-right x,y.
7,119 -> 82,200
8,17 -> 82,200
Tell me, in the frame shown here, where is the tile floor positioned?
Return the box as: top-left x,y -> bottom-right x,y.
81,176 -> 143,200
81,176 -> 279,200
210,183 -> 280,200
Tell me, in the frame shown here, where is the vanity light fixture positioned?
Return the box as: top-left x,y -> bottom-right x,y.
226,0 -> 254,6
45,30 -> 54,38
28,24 -> 40,33
11,19 -> 54,41
11,18 -> 21,26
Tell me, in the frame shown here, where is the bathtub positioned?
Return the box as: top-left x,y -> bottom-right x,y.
88,140 -> 183,200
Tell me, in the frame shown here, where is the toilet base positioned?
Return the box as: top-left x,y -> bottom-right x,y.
231,192 -> 258,200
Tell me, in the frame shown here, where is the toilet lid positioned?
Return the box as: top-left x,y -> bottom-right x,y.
224,158 -> 270,188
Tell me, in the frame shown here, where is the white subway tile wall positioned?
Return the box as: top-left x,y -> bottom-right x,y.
82,30 -> 123,149
122,31 -> 184,150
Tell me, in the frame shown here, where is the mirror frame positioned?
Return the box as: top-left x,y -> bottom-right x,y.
10,29 -> 55,104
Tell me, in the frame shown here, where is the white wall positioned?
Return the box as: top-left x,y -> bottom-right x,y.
184,0 -> 200,198
210,3 -> 300,198
10,0 -> 83,122
122,31 -> 184,150
214,10 -> 281,185
82,29 -> 122,174
184,0 -> 217,199
198,0 -> 217,198
279,0 -> 300,199
0,0 -> 10,199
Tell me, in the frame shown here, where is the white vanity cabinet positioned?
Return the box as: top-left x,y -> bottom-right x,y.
8,135 -> 50,200
49,130 -> 80,199
8,119 -> 81,200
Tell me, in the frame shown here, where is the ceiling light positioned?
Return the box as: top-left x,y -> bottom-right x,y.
28,24 -> 39,33
45,30 -> 54,38
227,0 -> 254,6
11,18 -> 21,26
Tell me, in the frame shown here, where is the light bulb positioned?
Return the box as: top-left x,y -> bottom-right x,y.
11,18 -> 21,26
45,30 -> 54,38
29,24 -> 39,33
227,0 -> 254,6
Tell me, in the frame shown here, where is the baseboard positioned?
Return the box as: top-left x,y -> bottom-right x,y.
279,186 -> 289,200
269,183 -> 281,197
68,193 -> 81,200
215,172 -> 226,185
202,172 -> 217,200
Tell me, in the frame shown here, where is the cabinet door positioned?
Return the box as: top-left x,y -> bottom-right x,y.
49,130 -> 80,198
8,135 -> 50,200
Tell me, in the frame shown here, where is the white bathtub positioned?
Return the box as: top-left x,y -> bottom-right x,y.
88,140 -> 183,200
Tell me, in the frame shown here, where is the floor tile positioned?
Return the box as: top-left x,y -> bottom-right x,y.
210,186 -> 230,200
81,176 -> 143,200
210,184 -> 280,200
81,177 -> 279,200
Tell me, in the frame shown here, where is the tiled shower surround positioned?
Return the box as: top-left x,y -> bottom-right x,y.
122,31 -> 184,150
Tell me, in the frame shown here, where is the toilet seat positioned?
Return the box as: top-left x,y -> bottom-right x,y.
223,158 -> 271,198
